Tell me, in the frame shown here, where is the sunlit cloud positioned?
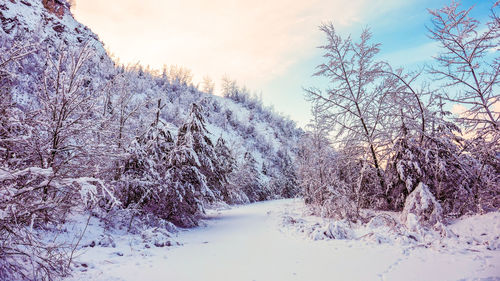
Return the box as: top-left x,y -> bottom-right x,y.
451,104 -> 468,116
72,0 -> 410,89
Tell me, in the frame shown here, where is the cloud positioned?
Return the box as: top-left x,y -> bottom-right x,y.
451,104 -> 468,116
72,0 -> 410,88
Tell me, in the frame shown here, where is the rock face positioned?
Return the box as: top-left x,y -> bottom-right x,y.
401,182 -> 443,232
42,0 -> 66,18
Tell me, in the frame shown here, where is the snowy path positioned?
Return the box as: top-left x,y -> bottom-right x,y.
68,199 -> 500,281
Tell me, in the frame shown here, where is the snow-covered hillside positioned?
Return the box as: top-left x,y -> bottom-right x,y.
0,0 -> 302,194
0,1 -> 302,279
0,0 -> 102,49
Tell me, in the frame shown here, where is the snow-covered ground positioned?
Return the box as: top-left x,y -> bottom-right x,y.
66,199 -> 500,281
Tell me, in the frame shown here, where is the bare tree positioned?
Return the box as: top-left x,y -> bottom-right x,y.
428,1 -> 499,139
382,67 -> 437,144
201,75 -> 215,95
0,40 -> 117,280
299,103 -> 332,203
109,72 -> 144,149
301,101 -> 392,219
162,65 -> 193,86
305,23 -> 396,197
30,42 -> 98,176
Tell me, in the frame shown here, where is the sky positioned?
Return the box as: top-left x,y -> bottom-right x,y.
71,0 -> 493,128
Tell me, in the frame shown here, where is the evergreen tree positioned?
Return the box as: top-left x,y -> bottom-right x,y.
117,120 -> 175,211
235,152 -> 264,202
214,136 -> 236,201
276,150 -> 300,198
162,103 -> 228,226
176,103 -> 228,201
163,143 -> 209,227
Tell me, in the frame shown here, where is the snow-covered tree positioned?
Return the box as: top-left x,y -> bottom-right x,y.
27,43 -> 100,177
383,1 -> 500,216
215,136 -> 236,201
273,149 -> 299,198
428,1 -> 499,141
176,103 -> 228,201
0,40 -> 117,280
298,104 -> 383,220
233,151 -> 264,202
117,117 -> 175,209
305,24 -> 397,201
156,104 -> 213,226
385,130 -> 499,216
201,75 -> 215,95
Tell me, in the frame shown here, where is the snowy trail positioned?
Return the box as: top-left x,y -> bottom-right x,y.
68,199 -> 500,281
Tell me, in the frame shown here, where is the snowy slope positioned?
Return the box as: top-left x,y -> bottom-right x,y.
0,0 -> 105,53
0,0 -> 112,108
65,199 -> 500,281
1,0 -> 302,191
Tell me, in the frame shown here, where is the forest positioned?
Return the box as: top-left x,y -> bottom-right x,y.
0,0 -> 498,280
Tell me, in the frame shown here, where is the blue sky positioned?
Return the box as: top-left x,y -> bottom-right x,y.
73,0 -> 495,128
260,0 -> 494,127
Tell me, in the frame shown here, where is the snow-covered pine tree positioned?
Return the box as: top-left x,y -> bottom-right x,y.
160,103 -> 229,226
273,150 -> 299,198
234,151 -> 264,202
175,103 -> 228,202
214,136 -> 236,201
163,145 -> 208,227
385,122 -> 498,217
117,118 -> 175,213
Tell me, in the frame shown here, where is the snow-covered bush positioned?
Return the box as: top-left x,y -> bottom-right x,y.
401,182 -> 443,232
311,221 -> 354,240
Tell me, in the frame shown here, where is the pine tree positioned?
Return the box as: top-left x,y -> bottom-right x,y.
176,103 -> 228,201
163,143 -> 209,227
276,150 -> 299,198
214,136 -> 236,201
234,152 -> 264,202
161,103 -> 228,226
118,120 -> 175,211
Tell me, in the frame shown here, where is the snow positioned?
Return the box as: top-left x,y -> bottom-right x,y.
66,199 -> 500,281
401,182 -> 443,233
